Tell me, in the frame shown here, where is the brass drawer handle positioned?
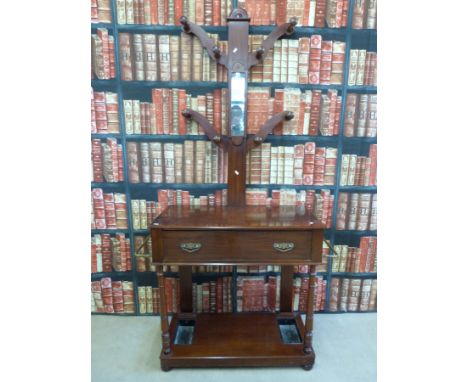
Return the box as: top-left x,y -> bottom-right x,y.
180,242 -> 202,253
273,242 -> 295,252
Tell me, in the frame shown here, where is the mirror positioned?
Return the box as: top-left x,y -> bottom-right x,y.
230,72 -> 247,136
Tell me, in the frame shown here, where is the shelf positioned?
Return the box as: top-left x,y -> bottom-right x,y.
161,312 -> 314,369
330,272 -> 377,278
91,229 -> 129,235
334,230 -> 377,235
121,81 -> 342,91
133,229 -> 149,234
129,183 -> 227,189
126,134 -> 210,141
91,182 -> 125,189
91,133 -> 121,139
91,23 -> 113,30
346,85 -> 377,92
125,134 -> 338,144
91,79 -> 117,89
91,271 -> 133,279
342,136 -> 377,144
246,184 -> 335,190
338,186 -> 377,192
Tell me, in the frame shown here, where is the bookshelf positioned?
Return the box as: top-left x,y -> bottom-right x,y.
91,0 -> 377,316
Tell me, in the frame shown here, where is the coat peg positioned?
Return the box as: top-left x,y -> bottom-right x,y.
255,47 -> 265,60
180,16 -> 191,33
212,46 -> 221,60
287,17 -> 298,34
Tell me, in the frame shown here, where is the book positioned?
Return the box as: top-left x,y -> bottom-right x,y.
118,33 -> 345,84
92,278 -> 135,314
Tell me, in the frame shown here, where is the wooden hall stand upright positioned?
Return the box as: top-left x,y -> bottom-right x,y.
151,8 -> 325,371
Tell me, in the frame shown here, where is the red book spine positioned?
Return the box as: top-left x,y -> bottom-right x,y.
334,96 -> 342,135
151,0 -> 158,24
178,89 -> 187,134
359,236 -> 370,273
273,89 -> 284,135
152,89 -> 164,134
319,40 -> 332,85
213,89 -> 222,134
92,188 -> 106,229
309,90 -> 321,135
213,0 -> 221,26
369,144 -> 377,186
101,277 -> 114,313
91,139 -> 103,182
216,278 -> 223,313
314,0 -> 326,27
367,236 -> 377,272
174,0 -> 183,25
276,0 -> 286,24
308,35 -> 322,84
108,36 -> 115,79
342,0 -> 349,27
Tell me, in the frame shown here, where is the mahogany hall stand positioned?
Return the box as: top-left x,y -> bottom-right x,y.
151,9 -> 326,371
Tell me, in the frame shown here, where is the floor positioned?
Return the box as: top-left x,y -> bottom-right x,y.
92,313 -> 376,382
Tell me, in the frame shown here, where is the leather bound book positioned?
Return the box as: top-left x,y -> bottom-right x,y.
352,0 -> 367,29
308,35 -> 322,84
358,279 -> 372,311
119,33 -> 134,80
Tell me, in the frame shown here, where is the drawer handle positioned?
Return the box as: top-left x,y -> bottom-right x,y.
273,242 -> 295,252
180,242 -> 202,253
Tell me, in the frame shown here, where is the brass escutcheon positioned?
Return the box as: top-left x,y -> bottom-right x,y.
180,242 -> 202,253
273,242 -> 295,252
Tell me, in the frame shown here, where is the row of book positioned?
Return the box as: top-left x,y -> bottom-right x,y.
344,93 -> 377,137
91,189 -> 129,230
91,233 -> 132,273
131,200 -> 160,230
339,144 -> 377,186
115,0 -> 233,25
247,143 -> 337,185
127,141 -> 228,184
91,90 -> 120,134
91,0 -> 112,23
246,189 -> 334,228
352,0 -> 377,30
91,138 -> 124,183
119,33 -> 347,85
241,0 -> 348,27
124,88 -> 342,136
192,277 -> 233,313
92,89 -> 377,138
237,275 -> 326,312
348,49 -> 377,86
336,192 -> 377,231
92,0 -> 376,30
331,236 -> 377,273
91,278 -> 135,313
328,277 -> 377,312
91,29 -> 116,80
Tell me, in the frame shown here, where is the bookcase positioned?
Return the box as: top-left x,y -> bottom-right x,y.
91,0 -> 377,316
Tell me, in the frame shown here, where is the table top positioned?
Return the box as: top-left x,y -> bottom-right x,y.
152,205 -> 326,230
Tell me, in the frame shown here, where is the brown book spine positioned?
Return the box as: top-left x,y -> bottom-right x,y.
319,40 -> 332,85
314,0 -> 326,27
347,193 -> 358,229
359,236 -> 370,272
328,277 -> 340,312
336,192 -> 349,230
119,33 -> 133,80
344,93 -> 357,136
339,278 -> 350,311
308,34 -> 322,84
126,142 -> 140,183
352,0 -> 367,29
369,279 -> 377,310
273,89 -> 284,135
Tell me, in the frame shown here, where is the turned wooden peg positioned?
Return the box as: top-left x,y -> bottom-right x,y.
255,47 -> 265,60
212,135 -> 221,143
182,109 -> 192,118
284,111 -> 294,121
287,17 -> 298,34
180,16 -> 191,32
253,136 -> 263,143
212,46 -> 221,59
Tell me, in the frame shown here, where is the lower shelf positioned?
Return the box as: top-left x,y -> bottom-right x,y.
160,312 -> 315,370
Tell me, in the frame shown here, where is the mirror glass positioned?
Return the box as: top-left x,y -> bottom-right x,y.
230,72 -> 247,136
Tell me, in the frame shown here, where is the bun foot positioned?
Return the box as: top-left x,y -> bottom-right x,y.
302,362 -> 314,371
161,363 -> 172,372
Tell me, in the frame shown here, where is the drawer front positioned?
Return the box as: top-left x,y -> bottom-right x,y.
153,230 -> 323,264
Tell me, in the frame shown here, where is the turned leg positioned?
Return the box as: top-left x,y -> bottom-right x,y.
157,266 -> 171,354
304,265 -> 316,354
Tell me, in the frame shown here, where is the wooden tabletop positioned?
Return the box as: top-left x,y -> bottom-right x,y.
152,205 -> 326,230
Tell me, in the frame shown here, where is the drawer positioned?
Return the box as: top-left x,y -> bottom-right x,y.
152,230 -> 323,264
